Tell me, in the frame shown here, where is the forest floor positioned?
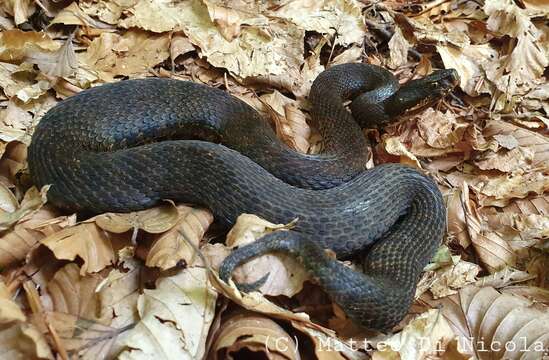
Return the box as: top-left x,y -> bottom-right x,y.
0,0 -> 547,359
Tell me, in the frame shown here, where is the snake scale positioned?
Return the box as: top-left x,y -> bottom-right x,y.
28,63 -> 458,331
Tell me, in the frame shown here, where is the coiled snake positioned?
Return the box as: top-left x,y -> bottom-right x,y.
28,63 -> 458,331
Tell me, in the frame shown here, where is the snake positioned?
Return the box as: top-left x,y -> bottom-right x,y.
28,63 -> 458,331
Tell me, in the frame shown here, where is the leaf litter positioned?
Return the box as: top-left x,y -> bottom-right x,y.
0,0 -> 548,359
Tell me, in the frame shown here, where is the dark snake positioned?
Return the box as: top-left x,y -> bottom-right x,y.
28,63 -> 458,331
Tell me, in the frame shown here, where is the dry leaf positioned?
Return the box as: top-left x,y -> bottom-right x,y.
95,202 -> 180,234
483,0 -> 548,102
208,311 -> 299,359
115,267 -> 217,360
146,205 -> 213,270
422,286 -> 549,359
0,29 -> 59,62
0,322 -> 54,360
388,27 -> 410,69
80,30 -> 170,78
460,183 -> 516,272
0,207 -> 71,269
446,189 -> 472,249
0,280 -> 25,323
203,1 -> 245,41
46,263 -> 104,320
437,43 -> 497,96
41,222 -> 115,275
260,91 -> 311,153
372,309 -> 457,360
429,258 -> 481,299
224,214 -> 309,297
209,267 -> 311,325
291,321 -> 369,359
475,266 -> 536,288
272,0 -> 366,47
383,136 -> 422,168
50,2 -> 112,28
0,186 -> 47,232
416,109 -> 468,149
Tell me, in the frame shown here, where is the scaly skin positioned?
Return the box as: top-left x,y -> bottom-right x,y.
28,63 -> 458,330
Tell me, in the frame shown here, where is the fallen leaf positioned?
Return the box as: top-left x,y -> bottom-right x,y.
272,0 -> 367,47
388,27 -> 410,69
421,285 -> 549,359
372,309 -> 457,360
437,43 -> 497,96
260,91 -> 311,153
292,320 -> 369,359
0,186 -> 47,232
0,207 -> 71,269
50,2 -> 112,28
416,108 -> 468,149
95,202 -> 180,234
475,266 -> 536,288
0,0 -> 35,25
474,146 -> 535,173
0,280 -> 25,323
0,322 -> 54,360
460,183 -> 516,272
46,263 -> 104,320
80,30 -> 171,78
429,258 -> 481,299
203,1 -> 245,41
383,136 -> 422,168
483,0 -> 549,99
115,267 -> 217,360
208,311 -> 299,359
224,214 -> 309,297
26,34 -> 79,78
41,222 -> 115,275
0,29 -> 59,62
146,205 -> 213,270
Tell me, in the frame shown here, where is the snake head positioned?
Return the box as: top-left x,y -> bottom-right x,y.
418,68 -> 460,97
385,68 -> 460,117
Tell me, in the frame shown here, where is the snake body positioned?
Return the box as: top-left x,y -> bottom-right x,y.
28,63 -> 458,330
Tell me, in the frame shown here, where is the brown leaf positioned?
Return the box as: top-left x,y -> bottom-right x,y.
446,189 -> 472,248
146,205 -> 213,270
422,285 -> 549,360
115,267 -> 217,359
483,0 -> 548,99
260,91 -> 311,153
224,214 -> 309,297
0,0 -> 36,25
80,30 -> 170,78
203,2 -> 244,41
417,109 -> 468,149
50,2 -> 111,28
0,280 -> 26,323
460,183 -> 516,272
208,311 -> 299,359
46,263 -> 104,320
26,34 -> 79,78
0,186 -> 48,232
388,27 -> 410,69
95,202 -> 180,234
0,322 -> 53,359
475,266 -> 536,288
0,29 -> 59,62
482,119 -> 549,169
41,222 -> 115,274
372,309 -> 458,360
0,207 -> 72,268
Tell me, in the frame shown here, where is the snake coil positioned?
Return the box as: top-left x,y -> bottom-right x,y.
29,63 -> 458,330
